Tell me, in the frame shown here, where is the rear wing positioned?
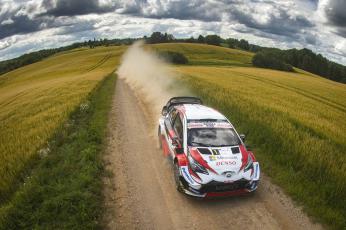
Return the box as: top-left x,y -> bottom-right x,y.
162,97 -> 203,115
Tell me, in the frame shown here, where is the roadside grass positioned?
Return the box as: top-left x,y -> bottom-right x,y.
151,43 -> 254,67
0,46 -> 125,204
176,66 -> 346,229
0,73 -> 117,229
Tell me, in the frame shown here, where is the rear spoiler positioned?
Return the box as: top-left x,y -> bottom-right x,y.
162,97 -> 203,115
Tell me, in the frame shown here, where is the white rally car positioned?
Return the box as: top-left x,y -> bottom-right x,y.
158,97 -> 260,198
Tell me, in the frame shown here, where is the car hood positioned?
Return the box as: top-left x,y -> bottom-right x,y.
189,145 -> 249,176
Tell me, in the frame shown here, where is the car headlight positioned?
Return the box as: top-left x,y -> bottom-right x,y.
244,155 -> 253,172
188,154 -> 209,175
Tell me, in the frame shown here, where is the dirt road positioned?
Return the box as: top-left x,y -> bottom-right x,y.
102,79 -> 322,230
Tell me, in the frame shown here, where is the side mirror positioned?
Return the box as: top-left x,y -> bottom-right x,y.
239,134 -> 246,142
162,106 -> 168,116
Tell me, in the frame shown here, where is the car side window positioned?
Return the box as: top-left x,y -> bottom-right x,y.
169,109 -> 177,125
173,114 -> 183,140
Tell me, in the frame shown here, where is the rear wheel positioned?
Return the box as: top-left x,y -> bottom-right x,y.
174,162 -> 183,192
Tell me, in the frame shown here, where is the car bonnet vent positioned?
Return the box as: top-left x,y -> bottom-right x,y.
197,148 -> 212,155
231,147 -> 240,154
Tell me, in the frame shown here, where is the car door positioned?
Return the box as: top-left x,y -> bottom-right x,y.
164,109 -> 178,157
172,112 -> 184,154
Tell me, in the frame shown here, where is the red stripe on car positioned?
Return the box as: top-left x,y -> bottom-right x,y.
239,145 -> 248,171
190,148 -> 218,174
189,166 -> 202,182
168,129 -> 175,138
248,151 -> 256,161
176,154 -> 188,166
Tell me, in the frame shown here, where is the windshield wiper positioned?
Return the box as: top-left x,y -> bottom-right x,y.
190,141 -> 216,147
218,144 -> 239,147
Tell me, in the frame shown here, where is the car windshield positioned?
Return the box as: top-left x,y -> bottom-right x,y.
187,128 -> 241,147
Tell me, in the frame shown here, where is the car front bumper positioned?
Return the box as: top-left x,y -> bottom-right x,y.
179,163 -> 260,198
180,176 -> 259,198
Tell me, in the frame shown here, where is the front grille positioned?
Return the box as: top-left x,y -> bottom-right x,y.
200,180 -> 249,193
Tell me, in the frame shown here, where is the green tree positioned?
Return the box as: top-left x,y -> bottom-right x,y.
252,51 -> 294,72
197,35 -> 205,43
238,39 -> 250,50
205,35 -> 222,46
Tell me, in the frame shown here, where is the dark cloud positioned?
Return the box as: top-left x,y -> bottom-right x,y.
0,0 -> 116,40
228,6 -> 314,38
42,0 -> 115,17
118,0 -> 223,22
325,0 -> 346,27
334,27 -> 346,37
304,33 -> 317,45
0,16 -> 40,39
54,21 -> 95,35
308,0 -> 319,7
0,4 -> 46,40
117,0 -> 315,40
324,0 -> 346,37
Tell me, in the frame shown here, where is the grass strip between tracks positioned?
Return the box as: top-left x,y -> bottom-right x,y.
0,73 -> 116,229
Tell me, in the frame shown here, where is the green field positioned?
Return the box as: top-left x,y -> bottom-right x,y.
0,46 -> 126,203
176,66 -> 346,227
1,43 -> 345,229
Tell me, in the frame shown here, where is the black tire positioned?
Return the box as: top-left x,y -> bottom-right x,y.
158,126 -> 162,149
174,162 -> 184,192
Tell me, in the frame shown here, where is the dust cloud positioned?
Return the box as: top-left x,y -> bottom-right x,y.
117,41 -> 189,117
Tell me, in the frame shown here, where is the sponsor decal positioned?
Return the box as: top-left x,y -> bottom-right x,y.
206,122 -> 214,128
181,167 -> 194,183
220,156 -> 237,160
209,155 -> 238,161
209,155 -> 217,161
212,149 -> 220,155
187,122 -> 232,129
216,161 -> 237,166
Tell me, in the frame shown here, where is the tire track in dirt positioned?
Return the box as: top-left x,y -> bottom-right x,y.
84,54 -> 112,73
102,78 -> 323,230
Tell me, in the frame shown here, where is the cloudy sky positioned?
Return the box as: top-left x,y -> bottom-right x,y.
0,0 -> 345,64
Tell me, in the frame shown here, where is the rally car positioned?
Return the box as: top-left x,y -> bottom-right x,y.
158,97 -> 260,198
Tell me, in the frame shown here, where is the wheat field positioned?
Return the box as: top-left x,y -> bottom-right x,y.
0,46 -> 126,202
173,65 -> 346,228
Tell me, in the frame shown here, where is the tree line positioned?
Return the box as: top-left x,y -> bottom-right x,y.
1,32 -> 345,83
252,51 -> 294,72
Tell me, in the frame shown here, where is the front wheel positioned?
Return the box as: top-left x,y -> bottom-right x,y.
174,163 -> 183,192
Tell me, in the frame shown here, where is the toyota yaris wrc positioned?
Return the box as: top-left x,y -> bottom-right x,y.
158,97 -> 260,198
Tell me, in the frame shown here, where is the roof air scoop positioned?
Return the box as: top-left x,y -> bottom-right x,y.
197,148 -> 212,155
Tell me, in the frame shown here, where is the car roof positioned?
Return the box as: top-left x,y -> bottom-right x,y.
176,104 -> 227,120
